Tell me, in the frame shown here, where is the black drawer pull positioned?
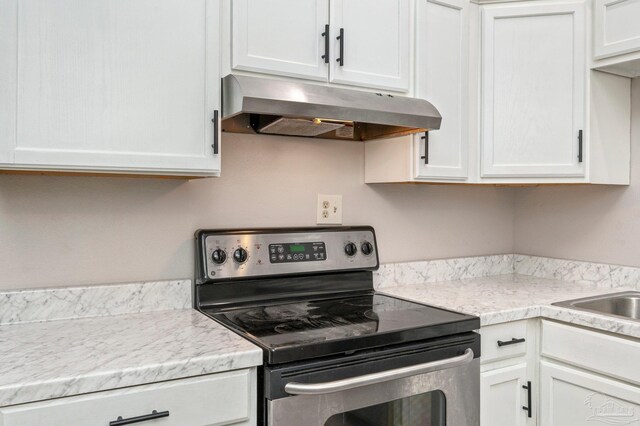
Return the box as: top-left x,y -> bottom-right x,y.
321,24 -> 330,63
578,129 -> 583,163
497,337 -> 525,347
211,110 -> 219,155
522,381 -> 532,418
420,132 -> 429,164
109,410 -> 169,426
336,28 -> 344,66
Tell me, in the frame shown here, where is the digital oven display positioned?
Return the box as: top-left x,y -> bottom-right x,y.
269,242 -> 326,263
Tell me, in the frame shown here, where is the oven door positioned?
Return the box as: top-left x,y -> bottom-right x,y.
268,348 -> 479,426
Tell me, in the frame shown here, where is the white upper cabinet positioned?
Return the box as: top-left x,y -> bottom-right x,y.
329,0 -> 410,91
230,0 -> 410,92
365,0 -> 630,185
0,370 -> 256,426
591,0 -> 640,78
594,0 -> 640,60
231,0 -> 329,81
414,0 -> 469,180
481,1 -> 586,178
0,0 -> 221,176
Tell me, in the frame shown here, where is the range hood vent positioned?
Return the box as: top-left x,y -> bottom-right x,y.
221,74 -> 442,141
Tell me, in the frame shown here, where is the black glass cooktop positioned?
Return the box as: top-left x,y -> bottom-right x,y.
205,293 -> 479,364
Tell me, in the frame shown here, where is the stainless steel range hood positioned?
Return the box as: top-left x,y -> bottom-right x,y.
221,74 -> 441,141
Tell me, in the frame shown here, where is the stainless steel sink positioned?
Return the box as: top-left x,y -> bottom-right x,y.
553,291 -> 640,322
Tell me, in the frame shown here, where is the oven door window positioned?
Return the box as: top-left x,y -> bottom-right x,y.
323,390 -> 446,426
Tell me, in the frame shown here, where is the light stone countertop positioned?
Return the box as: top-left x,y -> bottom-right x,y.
380,273 -> 640,338
0,309 -> 262,408
3,268 -> 638,409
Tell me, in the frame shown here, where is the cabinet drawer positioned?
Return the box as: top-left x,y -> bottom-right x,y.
0,369 -> 255,426
480,321 -> 529,364
541,320 -> 640,385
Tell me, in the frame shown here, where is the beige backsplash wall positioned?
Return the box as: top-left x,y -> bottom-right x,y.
0,133 -> 515,290
4,79 -> 637,291
514,78 -> 640,267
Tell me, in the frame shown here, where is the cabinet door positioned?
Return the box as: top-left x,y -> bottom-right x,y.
0,0 -> 221,176
481,2 -> 586,178
414,0 -> 469,180
594,0 -> 640,59
540,360 -> 640,426
481,363 -> 529,426
330,0 -> 410,91
231,0 -> 329,81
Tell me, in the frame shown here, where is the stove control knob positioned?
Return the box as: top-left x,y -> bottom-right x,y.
344,242 -> 357,257
361,241 -> 374,256
233,247 -> 248,264
211,249 -> 227,264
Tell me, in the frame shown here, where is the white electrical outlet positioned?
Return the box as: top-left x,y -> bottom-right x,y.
317,194 -> 342,225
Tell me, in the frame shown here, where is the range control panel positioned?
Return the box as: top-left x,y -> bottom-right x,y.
268,242 -> 326,263
196,227 -> 378,282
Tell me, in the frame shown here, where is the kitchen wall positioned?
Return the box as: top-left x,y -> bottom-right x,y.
0,134 -> 515,290
514,78 -> 640,267
5,78 -> 636,291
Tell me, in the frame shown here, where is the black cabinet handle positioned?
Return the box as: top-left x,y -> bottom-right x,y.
522,381 -> 532,418
211,110 -> 219,155
336,28 -> 344,66
497,337 -> 525,347
420,132 -> 429,165
578,129 -> 583,163
110,410 -> 169,426
321,24 -> 330,64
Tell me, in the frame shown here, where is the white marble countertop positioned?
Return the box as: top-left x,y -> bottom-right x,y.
3,269 -> 638,409
381,273 -> 640,338
0,309 -> 262,407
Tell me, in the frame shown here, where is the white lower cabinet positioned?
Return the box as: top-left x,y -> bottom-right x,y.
538,319 -> 640,426
480,320 -> 537,426
0,369 -> 257,426
481,363 -> 530,426
540,360 -> 640,426
479,319 -> 640,426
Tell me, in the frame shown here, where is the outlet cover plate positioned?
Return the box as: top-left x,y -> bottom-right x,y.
317,194 -> 343,225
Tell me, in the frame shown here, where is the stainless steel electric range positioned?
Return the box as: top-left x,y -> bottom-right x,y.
194,226 -> 480,426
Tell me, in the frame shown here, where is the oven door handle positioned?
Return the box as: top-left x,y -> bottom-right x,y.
284,348 -> 474,396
